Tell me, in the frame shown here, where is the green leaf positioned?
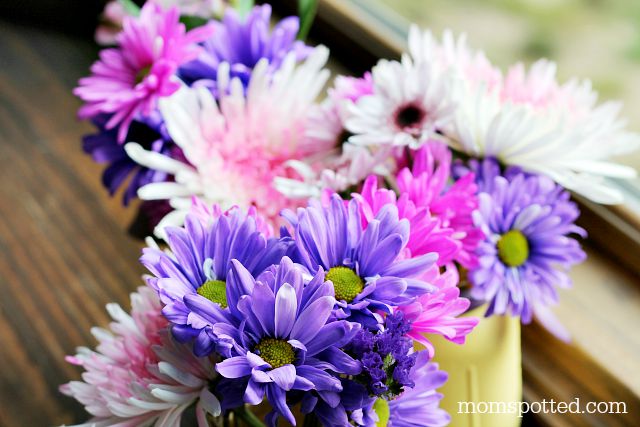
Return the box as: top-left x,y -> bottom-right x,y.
180,15 -> 209,31
118,0 -> 141,16
297,0 -> 318,41
231,0 -> 254,19
234,405 -> 267,427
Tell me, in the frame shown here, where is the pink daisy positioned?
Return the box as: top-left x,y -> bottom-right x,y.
76,2 -> 214,142
397,265 -> 478,357
396,142 -> 484,268
353,175 -> 460,266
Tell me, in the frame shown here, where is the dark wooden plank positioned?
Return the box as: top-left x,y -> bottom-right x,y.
0,21 -> 146,426
523,321 -> 640,427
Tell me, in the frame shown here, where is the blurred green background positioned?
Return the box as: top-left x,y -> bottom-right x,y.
367,0 -> 640,175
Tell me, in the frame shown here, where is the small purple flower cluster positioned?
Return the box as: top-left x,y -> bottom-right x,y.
348,312 -> 417,398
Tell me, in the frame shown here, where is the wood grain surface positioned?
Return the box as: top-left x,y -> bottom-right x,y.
0,21 -> 146,426
0,18 -> 638,427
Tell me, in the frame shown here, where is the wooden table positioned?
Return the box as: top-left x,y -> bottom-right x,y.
0,18 -> 638,427
0,21 -> 147,426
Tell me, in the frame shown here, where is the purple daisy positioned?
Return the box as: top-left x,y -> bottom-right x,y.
212,257 -> 361,426
469,158 -> 586,340
283,194 -> 438,327
83,113 -> 174,205
75,3 -> 214,142
141,207 -> 292,356
178,4 -> 311,93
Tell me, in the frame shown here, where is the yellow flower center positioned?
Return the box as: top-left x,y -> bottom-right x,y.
497,230 -> 529,267
325,266 -> 364,303
255,338 -> 295,368
197,280 -> 228,308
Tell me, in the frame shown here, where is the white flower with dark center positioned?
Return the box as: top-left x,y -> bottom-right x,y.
346,54 -> 455,148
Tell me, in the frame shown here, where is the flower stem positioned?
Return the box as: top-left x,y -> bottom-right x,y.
234,405 -> 266,427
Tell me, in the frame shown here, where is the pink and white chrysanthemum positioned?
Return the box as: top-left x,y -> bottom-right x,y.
76,2 -> 214,142
275,73 -> 395,198
397,265 -> 478,357
346,48 -> 456,148
125,47 -> 330,237
396,142 -> 484,269
60,287 -> 220,427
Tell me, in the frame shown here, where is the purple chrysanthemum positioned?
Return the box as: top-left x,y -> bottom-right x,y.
179,4 -> 311,94
283,194 -> 438,327
141,207 -> 292,356
83,113 -> 175,205
75,3 -> 214,142
469,158 -> 586,340
212,257 -> 361,426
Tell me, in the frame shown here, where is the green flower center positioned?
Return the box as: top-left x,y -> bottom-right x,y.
197,280 -> 228,308
497,230 -> 529,267
373,398 -> 390,427
255,338 -> 295,368
135,65 -> 151,84
325,266 -> 364,303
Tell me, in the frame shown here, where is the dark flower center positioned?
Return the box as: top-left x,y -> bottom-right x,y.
394,104 -> 425,130
325,266 -> 364,303
255,338 -> 295,368
197,280 -> 228,308
497,230 -> 529,267
135,65 -> 152,84
336,128 -> 354,149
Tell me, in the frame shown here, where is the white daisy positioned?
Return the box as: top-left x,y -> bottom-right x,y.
346,51 -> 456,148
444,63 -> 639,204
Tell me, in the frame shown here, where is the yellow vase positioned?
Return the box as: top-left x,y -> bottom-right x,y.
429,305 -> 522,427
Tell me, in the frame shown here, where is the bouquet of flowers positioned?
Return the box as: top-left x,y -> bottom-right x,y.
62,0 -> 638,426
